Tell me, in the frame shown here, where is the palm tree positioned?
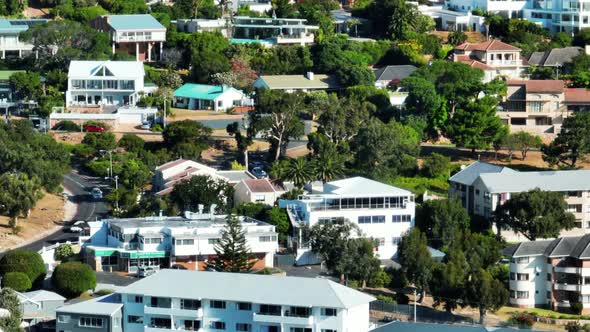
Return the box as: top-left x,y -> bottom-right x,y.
284,158 -> 313,188
314,153 -> 345,183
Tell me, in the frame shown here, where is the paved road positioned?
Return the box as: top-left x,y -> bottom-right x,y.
20,169 -> 110,252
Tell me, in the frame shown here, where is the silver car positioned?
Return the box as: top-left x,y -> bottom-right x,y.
91,187 -> 103,199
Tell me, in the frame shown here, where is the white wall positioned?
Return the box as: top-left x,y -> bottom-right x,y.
509,256 -> 548,307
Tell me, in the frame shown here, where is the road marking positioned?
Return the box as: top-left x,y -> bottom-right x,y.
64,174 -> 87,190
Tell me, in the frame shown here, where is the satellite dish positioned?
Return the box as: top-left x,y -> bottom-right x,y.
535,266 -> 542,273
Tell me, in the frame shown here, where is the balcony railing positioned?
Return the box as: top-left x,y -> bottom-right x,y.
487,60 -> 522,66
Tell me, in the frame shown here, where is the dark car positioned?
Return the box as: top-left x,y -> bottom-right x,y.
251,166 -> 268,179
84,125 -> 105,133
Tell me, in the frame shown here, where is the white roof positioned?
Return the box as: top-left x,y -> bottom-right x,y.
68,61 -> 144,79
323,176 -> 412,197
23,290 -> 65,302
57,294 -> 122,316
120,269 -> 375,309
448,161 -> 516,186
478,170 -> 590,193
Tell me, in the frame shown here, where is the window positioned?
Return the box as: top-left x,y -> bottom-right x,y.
254,195 -> 265,202
516,291 -> 529,299
210,321 -> 226,330
290,328 -> 312,332
510,272 -> 515,280
358,216 -> 371,224
535,117 -> 552,126
371,215 -> 385,223
79,317 -> 103,328
547,291 -> 551,299
180,299 -> 201,310
208,238 -> 220,244
128,315 -> 143,324
392,237 -> 402,245
516,257 -> 529,264
547,273 -> 552,281
375,238 -> 385,246
259,304 -> 281,316
322,330 -> 337,332
568,204 -> 583,213
259,236 -> 277,242
210,300 -> 226,309
57,315 -> 69,323
530,101 -> 542,112
237,302 -> 252,311
236,323 -> 252,331
133,295 -> 143,303
517,273 -> 529,281
392,215 -> 411,222
176,239 -> 195,245
322,308 -> 337,316
510,118 -> 527,125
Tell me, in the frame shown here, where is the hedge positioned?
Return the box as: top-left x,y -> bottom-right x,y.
0,249 -> 46,286
2,272 -> 32,292
52,262 -> 96,298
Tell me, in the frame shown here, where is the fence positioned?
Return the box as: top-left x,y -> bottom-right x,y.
274,254 -> 295,267
370,300 -> 477,325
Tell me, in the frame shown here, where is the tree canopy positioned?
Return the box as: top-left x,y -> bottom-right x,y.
207,215 -> 254,272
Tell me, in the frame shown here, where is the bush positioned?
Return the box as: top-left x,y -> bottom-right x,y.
396,292 -> 410,304
572,302 -> 584,315
509,312 -> 535,329
375,294 -> 396,303
2,272 -> 32,292
151,124 -> 163,132
387,267 -> 408,288
52,120 -> 81,132
94,289 -> 114,296
54,243 -> 74,261
368,268 -> 392,288
0,249 -> 46,287
421,153 -> 451,178
52,262 -> 96,298
347,280 -> 359,289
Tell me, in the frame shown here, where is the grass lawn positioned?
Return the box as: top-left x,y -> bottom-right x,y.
497,306 -> 583,319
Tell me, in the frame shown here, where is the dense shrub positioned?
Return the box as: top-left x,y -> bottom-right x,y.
396,292 -> 410,304
509,312 -> 535,329
52,120 -> 81,132
0,249 -> 46,286
368,268 -> 392,288
572,302 -> 584,315
421,153 -> 451,178
52,262 -> 96,298
54,243 -> 74,261
94,289 -> 114,296
2,272 -> 32,292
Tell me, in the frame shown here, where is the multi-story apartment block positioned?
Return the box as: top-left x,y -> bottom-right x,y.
91,14 -> 166,62
444,0 -> 526,18
506,235 -> 590,314
81,212 -> 278,273
56,269 -> 375,332
523,0 -> 590,33
279,177 -> 415,265
499,80 -> 590,137
453,40 -> 526,82
0,19 -> 47,59
66,60 -> 157,107
449,161 -> 590,232
233,16 -> 318,45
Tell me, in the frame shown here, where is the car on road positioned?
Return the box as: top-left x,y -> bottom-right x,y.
251,166 -> 268,179
138,266 -> 159,278
91,187 -> 103,199
84,124 -> 105,132
140,121 -> 152,130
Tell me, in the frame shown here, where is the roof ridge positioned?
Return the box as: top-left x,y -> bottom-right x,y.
326,280 -> 347,308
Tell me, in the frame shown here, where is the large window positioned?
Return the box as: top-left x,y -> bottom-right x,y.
236,323 -> 252,331
176,239 -> 195,246
358,216 -> 385,224
290,328 -> 312,332
128,315 -> 143,324
530,101 -> 542,112
515,257 -> 529,264
392,215 -> 411,222
517,273 -> 529,281
259,304 -> 281,316
287,306 -> 311,317
237,302 -> 252,311
210,321 -> 226,330
259,235 -> 277,242
180,299 -> 201,310
322,308 -> 337,316
79,317 -> 103,328
210,300 -> 226,309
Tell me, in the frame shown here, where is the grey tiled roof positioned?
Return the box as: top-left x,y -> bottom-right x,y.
372,321 -> 544,332
527,47 -> 583,66
507,235 -> 590,259
448,161 -> 514,186
510,240 -> 555,257
373,65 -> 418,82
569,234 -> 590,258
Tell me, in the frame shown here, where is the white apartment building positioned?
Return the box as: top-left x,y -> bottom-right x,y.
506,235 -> 590,314
56,269 -> 376,332
279,177 -> 415,265
66,61 -> 157,107
233,16 -> 318,45
81,212 -> 278,273
523,0 -> 590,33
444,0 -> 526,18
0,19 -> 47,59
449,161 -> 590,233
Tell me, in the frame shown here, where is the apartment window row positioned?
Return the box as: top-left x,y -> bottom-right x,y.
259,235 -> 278,242
71,79 -> 135,90
509,273 -> 529,281
208,238 -> 220,244
210,321 -> 225,330
320,196 -> 411,210
180,299 -> 201,310
175,239 -> 194,246
392,215 -> 412,223
142,237 -> 162,244
511,256 -> 530,264
510,291 -> 529,299
79,317 -> 103,328
290,328 -> 311,332
358,215 -> 385,224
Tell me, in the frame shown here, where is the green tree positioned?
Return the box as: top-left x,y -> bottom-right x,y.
233,202 -> 267,220
249,90 -> 305,161
312,147 -> 346,183
82,132 -> 117,153
448,31 -> 468,46
227,121 -> 252,165
466,268 -> 508,324
0,173 -> 42,230
340,238 -> 381,287
118,159 -> 151,190
207,215 -> 254,272
494,189 -> 576,240
316,94 -> 372,146
284,158 -> 313,188
0,249 -> 45,287
416,199 -> 470,248
336,65 -> 375,87
402,76 -> 446,138
3,272 -> 32,292
169,175 -> 234,213
397,228 -> 433,302
54,243 -> 75,261
163,120 -> 212,160
52,262 -> 97,298
264,207 -> 290,241
430,250 -> 468,312
514,131 -> 543,160
9,72 -> 42,102
189,32 -> 231,83
421,153 -> 451,178
118,134 -> 145,153
0,288 -> 23,332
542,112 -> 590,168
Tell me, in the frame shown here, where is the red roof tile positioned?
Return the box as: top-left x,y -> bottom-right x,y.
564,88 -> 590,103
243,178 -> 279,193
455,39 -> 521,52
507,80 -> 564,93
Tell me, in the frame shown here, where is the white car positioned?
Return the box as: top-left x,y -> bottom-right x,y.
91,187 -> 103,199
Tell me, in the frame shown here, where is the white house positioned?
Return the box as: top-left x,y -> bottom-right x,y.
0,19 -> 48,59
56,269 -> 376,332
418,5 -> 486,32
153,159 -> 255,195
279,177 -> 415,265
173,84 -> 252,112
234,178 -> 287,206
81,211 -> 279,273
66,60 -> 156,107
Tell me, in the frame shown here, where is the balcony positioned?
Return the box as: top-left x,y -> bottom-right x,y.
554,266 -> 581,274
487,60 -> 522,66
252,312 -> 314,325
554,283 -> 581,291
144,305 -> 173,315
171,307 -> 203,318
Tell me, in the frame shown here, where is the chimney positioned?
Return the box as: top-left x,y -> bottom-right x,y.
306,72 -> 314,80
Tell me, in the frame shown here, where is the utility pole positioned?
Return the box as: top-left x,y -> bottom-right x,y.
414,288 -> 417,322
114,175 -> 119,210
163,95 -> 167,129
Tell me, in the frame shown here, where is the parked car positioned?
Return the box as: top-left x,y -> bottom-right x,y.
251,167 -> 268,179
138,266 -> 159,278
90,187 -> 103,199
84,124 -> 105,132
140,121 -> 151,130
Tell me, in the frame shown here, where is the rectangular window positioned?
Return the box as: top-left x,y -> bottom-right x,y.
128,315 -> 143,324
510,272 -> 516,280
290,328 -> 312,332
210,300 -> 226,309
322,308 -> 337,316
568,204 -> 583,213
259,304 -> 281,316
530,101 -> 542,112
133,295 -> 143,303
322,330 -> 337,332
375,238 -> 385,246
547,291 -> 551,300
210,321 -> 226,330
358,216 -> 371,224
516,291 -> 529,299
392,215 -> 411,222
180,299 -> 201,310
371,216 -> 385,223
547,273 -> 552,281
254,195 -> 265,202
208,238 -> 220,244
78,317 -> 103,328
57,315 -> 69,323
259,236 -> 277,242
517,273 -> 529,281
516,257 -> 529,264
236,323 -> 252,332
237,302 -> 252,311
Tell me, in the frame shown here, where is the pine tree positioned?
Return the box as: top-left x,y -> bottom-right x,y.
207,215 -> 254,273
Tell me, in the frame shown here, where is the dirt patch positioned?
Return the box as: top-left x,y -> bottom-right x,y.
50,129 -> 163,145
0,193 -> 65,251
169,108 -> 245,121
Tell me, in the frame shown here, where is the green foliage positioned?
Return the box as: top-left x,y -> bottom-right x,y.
447,31 -> 468,46
0,249 -> 46,287
467,268 -> 509,324
397,229 -> 433,300
82,132 -> 117,153
421,153 -> 451,178
0,288 -> 23,332
367,268 -> 392,288
391,176 -> 449,196
53,120 -> 81,132
502,131 -> 543,161
118,134 -> 145,153
207,215 -> 254,272
233,203 -> 267,220
284,158 -> 313,188
416,199 -> 470,248
54,243 -> 75,261
264,208 -> 290,243
508,312 -> 536,329
163,120 -> 212,160
336,65 -> 375,87
0,173 -> 43,230
542,112 -> 590,168
9,72 -> 42,101
364,0 -> 430,39
94,289 -> 114,296
189,32 -> 231,83
118,159 -> 151,189
495,189 -> 576,240
169,175 -> 234,213
52,262 -> 97,298
2,272 -> 32,292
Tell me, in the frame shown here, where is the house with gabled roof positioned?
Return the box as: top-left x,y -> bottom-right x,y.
234,178 -> 287,206
91,14 -> 166,62
453,39 -> 527,82
253,72 -> 341,92
66,60 -> 156,107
